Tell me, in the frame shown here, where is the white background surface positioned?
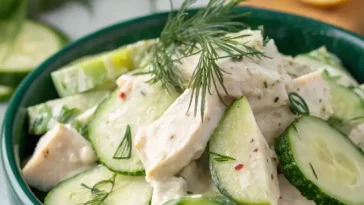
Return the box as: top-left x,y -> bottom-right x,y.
0,0 -> 209,204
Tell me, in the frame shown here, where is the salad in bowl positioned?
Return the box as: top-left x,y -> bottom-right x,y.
18,0 -> 364,205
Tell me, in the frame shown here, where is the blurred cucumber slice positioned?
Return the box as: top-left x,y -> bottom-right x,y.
0,85 -> 14,102
51,40 -> 154,97
0,20 -> 68,87
0,0 -> 20,18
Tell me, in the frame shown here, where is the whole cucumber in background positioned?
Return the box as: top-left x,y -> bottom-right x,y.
27,0 -> 91,17
0,0 -> 20,18
0,0 -> 90,101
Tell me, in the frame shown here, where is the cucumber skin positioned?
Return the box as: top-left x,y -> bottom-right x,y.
210,164 -> 249,205
210,157 -> 270,205
98,155 -> 145,176
0,71 -> 28,87
275,118 -> 344,205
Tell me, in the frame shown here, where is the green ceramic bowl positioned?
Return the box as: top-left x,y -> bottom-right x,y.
1,7 -> 364,205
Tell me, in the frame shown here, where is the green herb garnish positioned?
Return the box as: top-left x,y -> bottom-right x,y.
72,121 -> 89,136
288,92 -> 310,116
259,26 -> 270,47
143,0 -> 264,119
309,162 -> 318,180
79,174 -> 117,205
210,151 -> 236,162
113,125 -> 132,159
31,104 -> 52,134
58,106 -> 80,124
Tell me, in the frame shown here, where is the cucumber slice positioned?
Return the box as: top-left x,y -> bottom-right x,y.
298,46 -> 345,71
327,80 -> 364,135
209,97 -> 279,205
51,40 -> 154,97
0,20 -> 68,87
275,116 -> 364,205
163,195 -> 236,205
0,85 -> 14,102
28,89 -> 110,135
89,75 -> 179,175
44,165 -> 152,205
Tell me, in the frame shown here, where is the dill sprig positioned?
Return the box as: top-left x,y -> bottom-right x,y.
143,0 -> 265,119
113,125 -> 132,159
79,174 -> 117,205
209,151 -> 236,162
58,106 -> 81,124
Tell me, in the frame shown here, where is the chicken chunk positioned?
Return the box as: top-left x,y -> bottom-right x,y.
349,123 -> 364,152
289,71 -> 333,120
135,89 -> 228,181
22,124 -> 96,191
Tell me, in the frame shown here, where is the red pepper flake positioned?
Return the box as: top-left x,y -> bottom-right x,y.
119,92 -> 126,99
253,148 -> 258,152
234,164 -> 244,171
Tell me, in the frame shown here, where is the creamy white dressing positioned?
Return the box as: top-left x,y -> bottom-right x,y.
255,106 -> 296,146
151,177 -> 188,205
282,55 -> 313,78
178,159 -> 217,194
22,124 -> 97,191
349,123 -> 364,152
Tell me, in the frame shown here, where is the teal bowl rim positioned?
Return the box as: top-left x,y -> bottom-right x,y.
1,6 -> 363,205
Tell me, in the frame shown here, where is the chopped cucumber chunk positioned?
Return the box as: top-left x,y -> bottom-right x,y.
45,165 -> 152,205
28,89 -> 110,135
298,46 -> 345,71
209,97 -> 279,205
0,85 -> 14,102
163,195 -> 236,205
276,116 -> 364,205
51,40 -> 154,97
0,20 -> 68,87
327,80 -> 364,135
295,46 -> 358,87
89,75 -> 179,175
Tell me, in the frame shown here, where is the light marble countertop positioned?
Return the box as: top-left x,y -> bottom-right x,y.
0,0 -> 209,204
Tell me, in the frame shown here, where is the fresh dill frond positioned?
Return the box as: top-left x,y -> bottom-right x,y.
58,106 -> 81,124
79,174 -> 117,205
144,0 -> 265,119
113,125 -> 132,159
209,151 -> 236,162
